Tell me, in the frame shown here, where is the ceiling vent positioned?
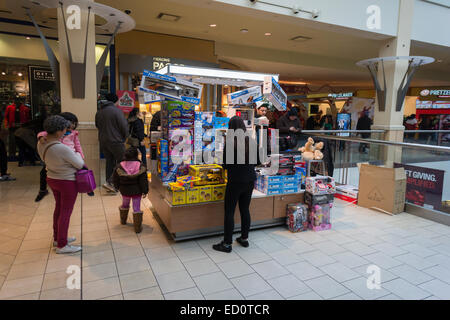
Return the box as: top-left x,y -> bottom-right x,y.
290,35 -> 312,42
157,13 -> 181,22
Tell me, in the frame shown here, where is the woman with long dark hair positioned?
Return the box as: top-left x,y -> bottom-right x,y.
213,116 -> 260,253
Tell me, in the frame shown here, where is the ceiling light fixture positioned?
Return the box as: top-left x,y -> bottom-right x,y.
157,13 -> 181,22
290,35 -> 312,42
26,36 -> 30,40
264,32 -> 272,36
240,28 -> 248,33
18,72 -> 23,77
209,24 -> 217,27
1,72 -> 5,75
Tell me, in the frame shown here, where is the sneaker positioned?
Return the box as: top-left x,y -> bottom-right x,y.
56,244 -> 81,254
87,191 -> 95,197
102,182 -> 117,193
236,237 -> 249,248
0,175 -> 16,182
212,241 -> 232,253
53,237 -> 76,247
35,190 -> 49,202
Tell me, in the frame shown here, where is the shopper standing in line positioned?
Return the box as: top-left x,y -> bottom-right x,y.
0,130 -> 16,182
37,115 -> 84,254
127,108 -> 147,169
213,116 -> 261,253
95,93 -> 128,193
112,147 -> 148,233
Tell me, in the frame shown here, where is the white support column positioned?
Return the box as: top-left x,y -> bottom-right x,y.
372,0 -> 414,167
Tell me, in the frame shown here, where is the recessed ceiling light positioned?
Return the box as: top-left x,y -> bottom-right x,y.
18,72 -> 23,77
264,32 -> 271,36
26,37 -> 30,40
437,59 -> 443,63
157,13 -> 181,22
240,28 -> 248,33
209,24 -> 217,27
1,72 -> 5,75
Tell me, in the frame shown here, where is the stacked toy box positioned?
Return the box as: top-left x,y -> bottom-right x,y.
255,173 -> 300,195
286,203 -> 309,232
294,156 -> 307,187
194,112 -> 215,162
160,100 -> 195,183
304,176 -> 336,231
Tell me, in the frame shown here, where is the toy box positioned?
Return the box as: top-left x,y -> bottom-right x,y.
189,164 -> 224,185
304,192 -> 335,206
169,189 -> 186,206
266,189 -> 283,195
198,186 -> 212,202
212,184 -> 226,201
186,188 -> 200,204
261,175 -> 284,183
287,203 -> 309,232
284,175 -> 297,183
309,202 -> 332,231
335,184 -> 358,203
295,167 -> 307,184
283,187 -> 299,194
305,176 -> 336,195
283,181 -> 298,188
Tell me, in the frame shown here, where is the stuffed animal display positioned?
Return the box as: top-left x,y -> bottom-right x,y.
298,137 -> 324,160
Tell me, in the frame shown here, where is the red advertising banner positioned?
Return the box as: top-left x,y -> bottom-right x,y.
394,163 -> 445,211
117,90 -> 136,113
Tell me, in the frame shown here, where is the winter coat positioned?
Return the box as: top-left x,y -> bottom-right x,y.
128,116 -> 145,142
95,101 -> 128,145
112,161 -> 149,196
5,104 -> 31,128
276,114 -> 302,134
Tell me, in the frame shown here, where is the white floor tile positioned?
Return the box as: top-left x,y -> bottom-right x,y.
156,270 -> 195,294
419,279 -> 450,300
247,289 -> 284,300
313,241 -> 347,255
389,264 -> 435,285
319,262 -> 361,283
251,260 -> 289,280
149,257 -> 185,276
301,250 -> 336,267
383,278 -> 431,300
164,287 -> 204,300
204,288 -> 244,300
399,243 -> 438,258
268,249 -> 304,266
285,261 -> 325,281
184,258 -> 220,277
363,252 -> 403,269
332,251 -> 370,269
341,242 -> 379,256
268,274 -> 311,299
331,293 -> 363,300
123,286 -> 163,300
342,277 -> 391,300
370,242 -> 408,257
423,265 -> 450,285
352,264 -> 399,284
288,291 -> 323,300
395,253 -> 438,270
231,273 -> 272,297
193,272 -> 233,295
304,275 -> 350,300
217,259 -> 254,279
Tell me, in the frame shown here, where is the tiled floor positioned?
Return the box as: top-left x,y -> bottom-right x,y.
1,164 -> 450,300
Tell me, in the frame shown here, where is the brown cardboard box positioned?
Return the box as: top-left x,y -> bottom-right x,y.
358,164 -> 406,215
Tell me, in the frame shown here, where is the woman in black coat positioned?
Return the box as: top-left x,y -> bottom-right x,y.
213,116 -> 261,253
128,108 -> 147,168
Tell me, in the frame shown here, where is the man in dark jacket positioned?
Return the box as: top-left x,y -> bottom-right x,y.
95,93 -> 128,192
356,110 -> 372,153
276,107 -> 302,151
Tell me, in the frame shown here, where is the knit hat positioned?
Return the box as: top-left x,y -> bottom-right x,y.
105,93 -> 118,103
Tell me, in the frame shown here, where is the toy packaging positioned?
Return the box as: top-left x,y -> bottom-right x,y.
304,192 -> 334,206
186,188 -> 200,204
263,76 -> 287,111
309,202 -> 332,231
169,189 -> 186,206
198,186 -> 212,202
305,176 -> 336,195
286,203 -> 309,233
214,117 -> 229,129
212,184 -> 226,201
189,164 -> 225,185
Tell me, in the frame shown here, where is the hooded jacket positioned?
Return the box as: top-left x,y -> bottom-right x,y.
112,161 -> 149,196
276,114 -> 302,134
95,101 -> 128,145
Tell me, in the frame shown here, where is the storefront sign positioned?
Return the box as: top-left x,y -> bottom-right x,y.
139,70 -> 202,105
32,69 -> 55,81
416,100 -> 450,109
328,92 -> 353,99
117,90 -> 136,113
153,57 -> 172,71
394,163 -> 445,211
420,89 -> 450,98
263,76 -> 287,111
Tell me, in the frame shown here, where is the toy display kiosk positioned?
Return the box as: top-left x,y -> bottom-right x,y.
147,66 -> 306,240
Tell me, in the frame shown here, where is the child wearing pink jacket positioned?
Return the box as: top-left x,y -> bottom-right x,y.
35,112 -> 94,201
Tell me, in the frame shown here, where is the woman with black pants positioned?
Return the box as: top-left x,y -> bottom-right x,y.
128,108 -> 147,168
213,117 -> 260,253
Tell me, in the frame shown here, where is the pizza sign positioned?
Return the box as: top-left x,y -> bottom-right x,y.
116,90 -> 136,113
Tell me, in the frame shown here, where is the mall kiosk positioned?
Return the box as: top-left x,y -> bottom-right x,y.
140,65 -> 316,240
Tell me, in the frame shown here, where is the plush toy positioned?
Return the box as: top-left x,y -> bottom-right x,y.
298,138 -> 324,160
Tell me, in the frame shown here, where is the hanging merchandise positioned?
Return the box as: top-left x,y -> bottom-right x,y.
263,76 -> 287,111
227,86 -> 263,106
139,70 -> 203,105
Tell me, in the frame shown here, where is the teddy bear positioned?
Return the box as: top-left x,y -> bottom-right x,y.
298,137 -> 324,160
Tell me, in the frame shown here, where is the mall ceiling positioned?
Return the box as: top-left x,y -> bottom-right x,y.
1,0 -> 449,89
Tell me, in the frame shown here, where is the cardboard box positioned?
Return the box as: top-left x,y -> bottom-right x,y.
358,164 -> 406,215
169,189 -> 186,206
212,184 -> 226,201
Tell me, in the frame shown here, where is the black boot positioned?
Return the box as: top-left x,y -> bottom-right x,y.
133,211 -> 143,233
236,237 -> 249,248
35,190 -> 49,202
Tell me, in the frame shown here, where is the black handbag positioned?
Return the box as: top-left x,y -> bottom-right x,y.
126,121 -> 140,147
